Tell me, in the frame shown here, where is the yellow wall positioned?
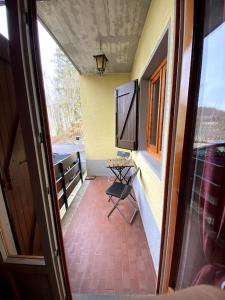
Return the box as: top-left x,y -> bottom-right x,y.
80,74 -> 130,160
80,0 -> 175,230
79,0 -> 175,272
131,0 -> 175,230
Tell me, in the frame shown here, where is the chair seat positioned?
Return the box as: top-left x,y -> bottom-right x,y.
106,182 -> 132,199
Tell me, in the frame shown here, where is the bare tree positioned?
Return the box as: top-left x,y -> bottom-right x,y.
45,47 -> 82,141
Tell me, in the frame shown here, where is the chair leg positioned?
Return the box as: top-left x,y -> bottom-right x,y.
110,198 -> 130,224
127,190 -> 139,209
127,197 -> 139,223
130,192 -> 136,201
129,208 -> 139,224
109,198 -> 139,224
128,196 -> 139,209
108,195 -> 112,202
107,198 -> 121,218
115,204 -> 138,224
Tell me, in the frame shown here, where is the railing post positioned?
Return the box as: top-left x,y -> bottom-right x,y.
60,162 -> 68,210
77,152 -> 83,183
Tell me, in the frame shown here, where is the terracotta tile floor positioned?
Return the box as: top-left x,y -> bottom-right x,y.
63,177 -> 156,295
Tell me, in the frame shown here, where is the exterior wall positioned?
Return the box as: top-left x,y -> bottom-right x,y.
80,74 -> 130,175
80,0 -> 175,275
131,0 -> 175,273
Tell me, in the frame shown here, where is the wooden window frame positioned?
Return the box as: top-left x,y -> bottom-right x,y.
146,58 -> 167,158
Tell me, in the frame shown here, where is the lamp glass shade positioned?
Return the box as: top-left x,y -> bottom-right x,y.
93,53 -> 108,74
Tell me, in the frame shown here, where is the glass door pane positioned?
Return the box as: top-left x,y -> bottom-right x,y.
176,0 -> 225,289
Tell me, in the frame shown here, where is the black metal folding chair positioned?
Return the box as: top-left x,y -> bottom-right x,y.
105,168 -> 140,224
117,151 -> 130,159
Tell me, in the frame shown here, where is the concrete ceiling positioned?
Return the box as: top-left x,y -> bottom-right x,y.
37,0 -> 151,74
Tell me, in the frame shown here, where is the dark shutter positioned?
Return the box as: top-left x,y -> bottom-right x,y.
115,79 -> 138,150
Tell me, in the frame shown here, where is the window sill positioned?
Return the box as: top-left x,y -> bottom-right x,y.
138,150 -> 162,179
146,148 -> 161,161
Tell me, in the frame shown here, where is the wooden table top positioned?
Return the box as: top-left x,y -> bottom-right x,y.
106,158 -> 136,168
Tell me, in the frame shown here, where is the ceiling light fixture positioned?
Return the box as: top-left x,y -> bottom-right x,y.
93,40 -> 108,76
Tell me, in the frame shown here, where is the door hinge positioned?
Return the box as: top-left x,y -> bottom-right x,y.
23,12 -> 29,25
38,132 -> 44,144
54,248 -> 60,257
47,186 -> 50,194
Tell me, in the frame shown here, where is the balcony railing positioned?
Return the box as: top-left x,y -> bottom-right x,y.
54,152 -> 83,210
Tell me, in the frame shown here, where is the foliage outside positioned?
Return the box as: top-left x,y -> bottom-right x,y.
43,47 -> 82,144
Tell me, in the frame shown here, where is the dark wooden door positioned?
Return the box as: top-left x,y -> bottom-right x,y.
0,1 -> 69,299
115,80 -> 138,150
0,33 -> 42,256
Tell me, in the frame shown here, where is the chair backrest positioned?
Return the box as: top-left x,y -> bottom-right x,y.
128,167 -> 140,185
117,151 -> 130,159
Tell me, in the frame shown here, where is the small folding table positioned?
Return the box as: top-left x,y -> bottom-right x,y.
106,158 -> 136,183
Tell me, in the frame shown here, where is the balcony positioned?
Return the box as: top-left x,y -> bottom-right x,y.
62,177 -> 156,295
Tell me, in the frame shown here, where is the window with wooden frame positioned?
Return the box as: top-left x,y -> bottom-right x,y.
146,58 -> 167,158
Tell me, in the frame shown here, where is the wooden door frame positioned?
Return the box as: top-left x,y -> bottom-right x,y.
28,1 -> 72,298
157,0 -> 205,292
0,0 -> 71,299
168,0 -> 205,288
156,0 -> 185,292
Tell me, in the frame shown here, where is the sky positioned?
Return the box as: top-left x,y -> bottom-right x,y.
0,6 -> 56,66
0,5 -> 57,104
198,22 -> 225,112
37,21 -> 57,80
0,6 -> 8,39
37,21 -> 58,104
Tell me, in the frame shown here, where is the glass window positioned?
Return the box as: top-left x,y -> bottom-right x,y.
146,58 -> 167,158
150,78 -> 160,146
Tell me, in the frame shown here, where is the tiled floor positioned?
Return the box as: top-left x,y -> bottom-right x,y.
63,177 -> 156,295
